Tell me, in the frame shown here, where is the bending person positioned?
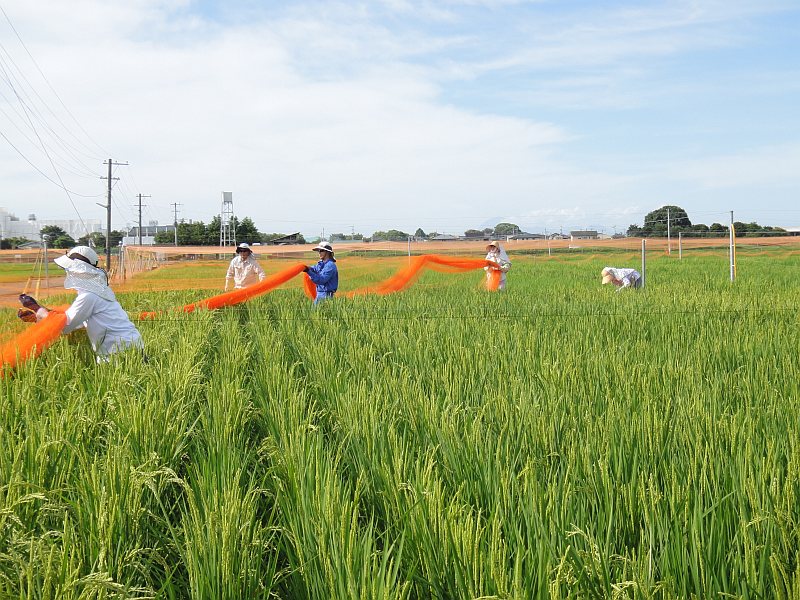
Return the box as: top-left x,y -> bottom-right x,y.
225,243 -> 266,291
601,266 -> 642,291
484,241 -> 511,290
18,246 -> 144,360
303,242 -> 338,304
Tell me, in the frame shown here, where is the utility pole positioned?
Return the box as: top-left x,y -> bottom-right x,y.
171,203 -> 182,247
98,159 -> 128,269
136,194 -> 150,245
667,207 -> 671,255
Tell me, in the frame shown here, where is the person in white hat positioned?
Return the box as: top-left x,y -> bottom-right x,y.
484,241 -> 512,291
302,242 -> 338,303
601,266 -> 642,291
17,245 -> 144,359
224,243 -> 266,291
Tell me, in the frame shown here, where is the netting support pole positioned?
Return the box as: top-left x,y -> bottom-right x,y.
641,238 -> 647,289
729,210 -> 735,282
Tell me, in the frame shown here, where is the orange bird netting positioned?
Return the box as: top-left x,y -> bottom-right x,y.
1,310 -> 67,375
3,255 -> 497,372
139,263 -> 311,319
346,255 -> 500,296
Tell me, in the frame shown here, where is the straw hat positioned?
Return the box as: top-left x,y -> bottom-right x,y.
601,267 -> 613,285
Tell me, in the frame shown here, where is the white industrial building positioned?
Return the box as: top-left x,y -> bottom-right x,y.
0,207 -> 102,244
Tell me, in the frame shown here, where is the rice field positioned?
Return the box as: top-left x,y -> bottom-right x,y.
1,249 -> 798,598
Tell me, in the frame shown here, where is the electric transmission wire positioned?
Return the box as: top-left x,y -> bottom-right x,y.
1,64 -> 91,232
0,129 -> 104,198
0,3 -> 108,159
0,47 -> 101,177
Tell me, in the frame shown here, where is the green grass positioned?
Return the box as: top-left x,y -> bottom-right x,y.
1,250 -> 798,598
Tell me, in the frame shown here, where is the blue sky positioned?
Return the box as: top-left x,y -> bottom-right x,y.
1,0 -> 798,237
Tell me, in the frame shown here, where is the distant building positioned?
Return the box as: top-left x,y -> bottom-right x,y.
785,227 -> 800,236
268,233 -> 304,245
508,232 -> 545,240
0,207 -> 102,242
570,230 -> 599,240
123,224 -> 176,246
429,233 -> 461,242
548,233 -> 569,240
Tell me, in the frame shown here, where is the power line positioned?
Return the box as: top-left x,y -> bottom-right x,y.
0,4 -> 108,159
0,67 -> 92,234
0,48 -> 102,176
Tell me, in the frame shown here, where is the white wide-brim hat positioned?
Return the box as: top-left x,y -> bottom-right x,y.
312,242 -> 334,254
54,245 -> 99,269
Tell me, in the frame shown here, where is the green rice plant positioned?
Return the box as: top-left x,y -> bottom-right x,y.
1,249 -> 798,597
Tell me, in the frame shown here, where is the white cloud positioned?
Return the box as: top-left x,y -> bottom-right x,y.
1,0 -> 798,235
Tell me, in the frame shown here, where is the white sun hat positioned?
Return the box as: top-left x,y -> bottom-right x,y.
54,245 -> 99,269
312,242 -> 334,254
54,246 -> 115,301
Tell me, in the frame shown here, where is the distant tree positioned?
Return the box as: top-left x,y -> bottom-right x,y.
77,231 -> 105,248
74,230 -> 124,250
109,230 -> 125,248
709,222 -> 728,233
1,236 -> 30,249
414,228 -> 426,239
237,217 -> 260,243
760,226 -> 787,236
493,222 -> 520,236
483,228 -> 494,236
40,225 -> 67,238
154,229 -> 175,244
174,220 -> 207,245
427,231 -> 440,239
641,206 -> 691,236
39,225 -> 75,248
691,224 -> 710,233
464,229 -> 485,238
627,224 -> 644,237
205,216 -> 222,245
371,229 -> 409,241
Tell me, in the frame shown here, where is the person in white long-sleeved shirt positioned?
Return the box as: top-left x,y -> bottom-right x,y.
18,245 -> 144,359
601,266 -> 642,291
224,243 -> 266,291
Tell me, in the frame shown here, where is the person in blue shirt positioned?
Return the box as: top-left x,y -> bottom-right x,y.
303,242 -> 338,304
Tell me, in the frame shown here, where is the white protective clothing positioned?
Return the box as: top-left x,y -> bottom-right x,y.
42,259 -> 143,357
485,245 -> 511,290
225,254 -> 266,290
